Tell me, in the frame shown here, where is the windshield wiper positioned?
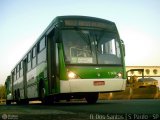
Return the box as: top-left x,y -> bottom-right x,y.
91,30 -> 105,54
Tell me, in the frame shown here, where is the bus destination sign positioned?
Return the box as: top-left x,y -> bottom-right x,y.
64,20 -> 113,29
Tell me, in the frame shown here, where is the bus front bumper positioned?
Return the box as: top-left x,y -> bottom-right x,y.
60,78 -> 126,93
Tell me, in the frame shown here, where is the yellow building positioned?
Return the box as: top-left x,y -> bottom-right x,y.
99,66 -> 160,100
126,66 -> 160,89
126,66 -> 160,77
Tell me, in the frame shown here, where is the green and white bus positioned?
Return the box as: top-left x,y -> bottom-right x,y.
5,16 -> 126,104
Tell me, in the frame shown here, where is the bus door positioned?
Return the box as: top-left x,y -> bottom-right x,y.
47,31 -> 58,94
23,59 -> 28,99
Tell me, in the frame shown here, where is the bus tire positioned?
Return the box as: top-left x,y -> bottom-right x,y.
6,100 -> 11,105
40,87 -> 46,104
21,99 -> 29,105
14,90 -> 17,100
40,88 -> 53,105
44,96 -> 54,105
85,93 -> 98,104
39,80 -> 45,98
16,89 -> 21,105
39,80 -> 53,104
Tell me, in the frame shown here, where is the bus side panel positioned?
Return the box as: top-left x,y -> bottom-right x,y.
27,48 -> 47,99
26,67 -> 38,98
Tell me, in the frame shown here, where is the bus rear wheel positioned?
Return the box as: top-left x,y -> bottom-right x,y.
40,88 -> 46,104
85,93 -> 98,104
6,100 -> 11,105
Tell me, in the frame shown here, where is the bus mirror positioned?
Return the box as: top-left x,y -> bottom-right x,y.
121,39 -> 125,56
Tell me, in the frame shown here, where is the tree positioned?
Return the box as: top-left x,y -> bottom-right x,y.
0,85 -> 6,99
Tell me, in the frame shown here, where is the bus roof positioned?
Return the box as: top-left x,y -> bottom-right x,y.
41,15 -> 117,38
56,15 -> 116,31
57,15 -> 114,21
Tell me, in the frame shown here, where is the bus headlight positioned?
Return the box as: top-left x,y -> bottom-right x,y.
67,71 -> 80,79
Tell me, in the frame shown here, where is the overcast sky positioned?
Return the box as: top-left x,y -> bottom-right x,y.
0,0 -> 160,84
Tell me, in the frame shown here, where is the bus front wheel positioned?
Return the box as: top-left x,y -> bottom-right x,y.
85,93 -> 98,104
40,88 -> 53,105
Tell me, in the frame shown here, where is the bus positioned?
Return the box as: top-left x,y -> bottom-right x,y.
5,16 -> 126,104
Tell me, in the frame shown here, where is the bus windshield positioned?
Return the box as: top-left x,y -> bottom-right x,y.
62,29 -> 122,65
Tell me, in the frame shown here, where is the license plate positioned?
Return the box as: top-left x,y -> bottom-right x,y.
94,81 -> 105,86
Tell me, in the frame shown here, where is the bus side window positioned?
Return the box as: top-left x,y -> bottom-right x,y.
14,69 -> 16,81
27,52 -> 31,71
11,71 -> 15,83
37,37 -> 46,64
37,37 -> 46,53
16,65 -> 19,79
32,46 -> 37,68
20,61 -> 23,77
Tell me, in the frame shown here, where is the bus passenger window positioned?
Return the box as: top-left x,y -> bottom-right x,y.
20,61 -> 23,77
27,53 -> 31,62
37,37 -> 46,53
14,69 -> 16,80
37,37 -> 46,64
32,46 -> 37,68
27,52 -> 31,71
16,65 -> 19,79
32,47 -> 36,58
40,38 -> 46,52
